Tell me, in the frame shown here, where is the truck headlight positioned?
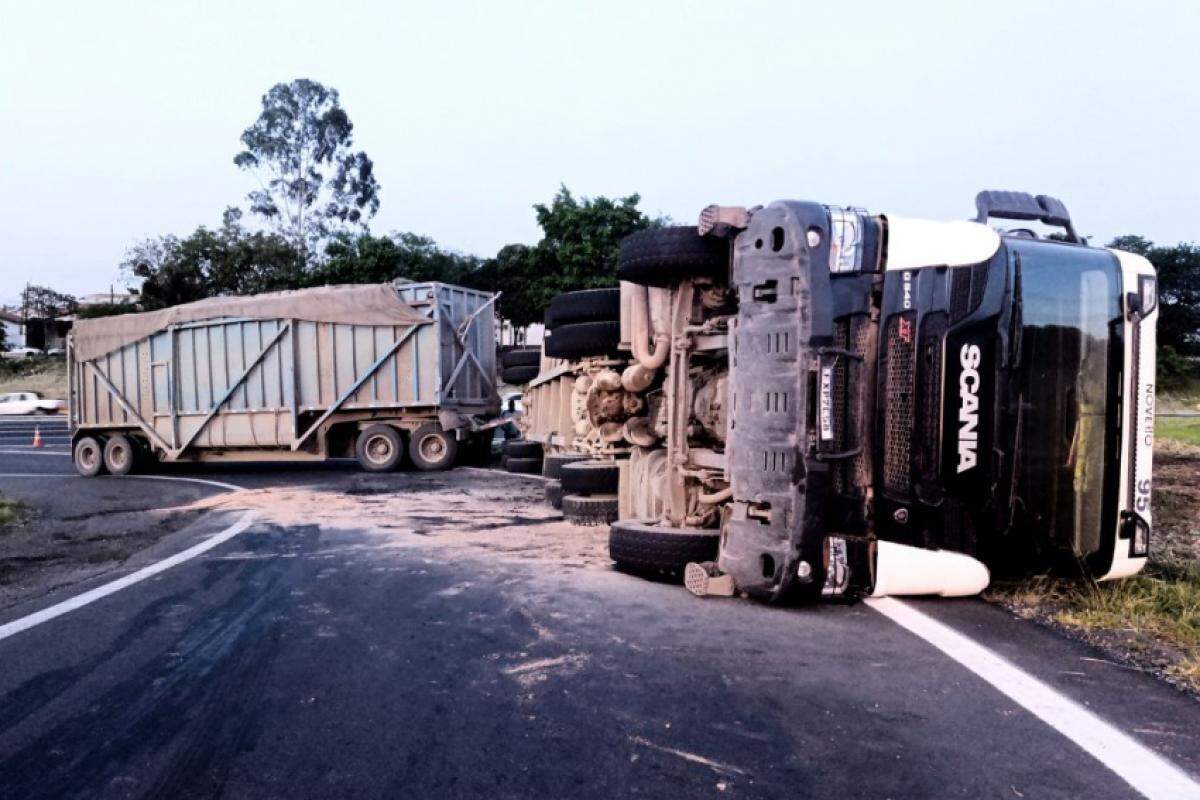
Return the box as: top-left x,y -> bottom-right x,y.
828,208 -> 864,273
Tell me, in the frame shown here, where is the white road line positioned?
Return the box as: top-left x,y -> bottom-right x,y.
0,473 -> 245,492
867,597 -> 1200,800
0,509 -> 257,643
0,449 -> 70,456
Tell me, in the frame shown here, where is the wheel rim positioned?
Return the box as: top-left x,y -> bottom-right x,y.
365,434 -> 393,465
418,434 -> 445,462
110,445 -> 129,469
78,444 -> 98,470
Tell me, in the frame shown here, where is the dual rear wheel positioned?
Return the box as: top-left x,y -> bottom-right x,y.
354,423 -> 458,473
74,434 -> 139,477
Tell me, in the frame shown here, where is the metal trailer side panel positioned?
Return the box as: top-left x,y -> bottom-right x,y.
69,282 -> 499,460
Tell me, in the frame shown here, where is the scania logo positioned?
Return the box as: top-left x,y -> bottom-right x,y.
957,344 -> 982,473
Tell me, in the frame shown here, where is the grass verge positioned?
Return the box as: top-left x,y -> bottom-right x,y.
0,497 -> 25,528
0,357 -> 68,398
1157,416 -> 1200,448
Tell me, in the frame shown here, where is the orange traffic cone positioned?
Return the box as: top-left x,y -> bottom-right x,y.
32,425 -> 42,448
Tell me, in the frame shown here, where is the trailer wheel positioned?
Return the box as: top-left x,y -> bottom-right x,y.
409,424 -> 458,471
560,460 -> 619,495
500,364 -> 539,385
617,226 -> 728,287
562,493 -> 618,526
504,456 -> 543,474
73,436 -> 106,477
500,347 -> 541,369
504,439 -> 543,458
545,481 -> 564,509
355,425 -> 404,472
543,321 -> 621,360
542,452 -> 590,480
608,519 -> 720,574
103,434 -> 136,476
545,288 -> 621,329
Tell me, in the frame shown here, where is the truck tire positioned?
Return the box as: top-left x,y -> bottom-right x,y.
608,519 -> 721,574
618,226 -> 728,287
562,494 -> 619,526
545,481 -> 564,509
504,439 -> 543,458
356,424 -> 404,472
560,460 -> 619,495
542,452 -> 590,480
500,364 -> 539,385
73,436 -> 105,477
500,347 -> 541,369
543,321 -> 620,360
545,288 -> 620,329
504,456 -> 542,474
408,424 -> 458,471
103,434 -> 136,476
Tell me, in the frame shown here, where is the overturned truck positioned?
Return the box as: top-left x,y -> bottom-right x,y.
602,191 -> 1157,601
68,282 -> 500,475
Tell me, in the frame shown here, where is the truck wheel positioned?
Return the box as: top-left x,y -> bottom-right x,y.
562,494 -> 618,526
356,424 -> 404,472
500,347 -> 541,369
618,226 -> 728,287
504,456 -> 542,474
545,288 -> 620,329
504,439 -> 543,458
74,436 -> 106,477
543,321 -> 621,360
408,424 -> 458,471
500,364 -> 539,385
545,481 -> 564,510
103,434 -> 136,476
560,460 -> 619,495
608,519 -> 720,574
542,452 -> 590,480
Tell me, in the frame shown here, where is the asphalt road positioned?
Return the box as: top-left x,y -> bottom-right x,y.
0,431 -> 1198,799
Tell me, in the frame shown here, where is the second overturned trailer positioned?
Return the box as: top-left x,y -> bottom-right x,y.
68,282 -> 499,475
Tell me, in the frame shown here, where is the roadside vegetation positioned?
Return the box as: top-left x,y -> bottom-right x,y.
989,423 -> 1200,694
0,357 -> 67,399
0,496 -> 25,528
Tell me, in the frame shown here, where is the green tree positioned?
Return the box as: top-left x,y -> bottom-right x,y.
310,232 -> 486,287
488,186 -> 656,326
234,79 -> 380,261
125,209 -> 305,309
21,285 -> 77,319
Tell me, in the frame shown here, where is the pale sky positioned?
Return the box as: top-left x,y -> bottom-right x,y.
1,0 -> 1197,302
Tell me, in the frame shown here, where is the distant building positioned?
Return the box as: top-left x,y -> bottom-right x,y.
0,309 -> 24,350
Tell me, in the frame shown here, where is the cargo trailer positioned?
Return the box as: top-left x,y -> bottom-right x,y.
67,282 -> 500,476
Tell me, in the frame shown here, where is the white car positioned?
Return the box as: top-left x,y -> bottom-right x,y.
0,391 -> 66,415
2,347 -> 44,359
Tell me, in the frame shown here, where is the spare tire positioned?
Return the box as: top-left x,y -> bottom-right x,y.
608,519 -> 721,574
543,321 -> 621,360
501,347 -> 541,369
561,460 -> 619,495
618,226 -> 728,287
501,364 -> 539,385
545,288 -> 620,329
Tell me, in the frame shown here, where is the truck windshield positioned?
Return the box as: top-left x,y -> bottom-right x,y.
1009,243 -> 1122,557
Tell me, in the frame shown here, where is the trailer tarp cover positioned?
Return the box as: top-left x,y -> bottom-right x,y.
73,283 -> 431,361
